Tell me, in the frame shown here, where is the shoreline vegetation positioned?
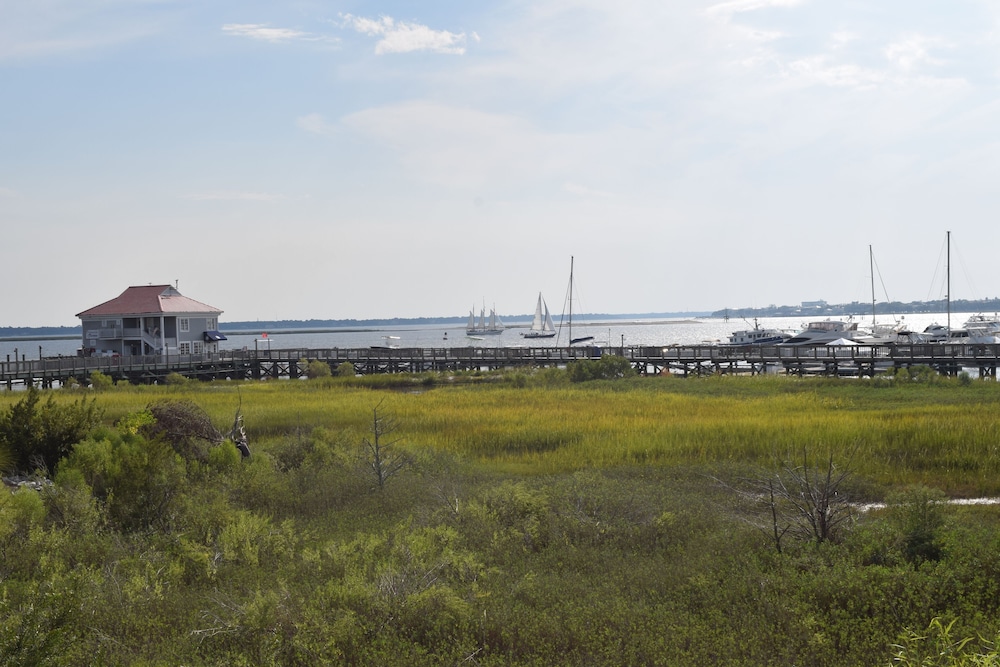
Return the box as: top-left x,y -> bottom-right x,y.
3,370 -> 1000,664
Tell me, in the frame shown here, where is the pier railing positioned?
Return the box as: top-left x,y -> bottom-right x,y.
2,343 -> 999,388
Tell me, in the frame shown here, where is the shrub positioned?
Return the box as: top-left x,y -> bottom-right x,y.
59,427 -> 186,532
164,372 -> 190,385
887,485 -> 946,565
142,399 -> 223,461
0,386 -> 103,474
304,359 -> 332,379
89,371 -> 114,390
568,355 -> 636,382
337,361 -> 356,377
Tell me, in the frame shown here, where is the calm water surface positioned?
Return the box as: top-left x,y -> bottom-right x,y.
0,313 -> 963,361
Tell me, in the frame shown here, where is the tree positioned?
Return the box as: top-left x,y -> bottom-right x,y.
0,386 -> 102,474
362,401 -> 410,491
727,448 -> 856,553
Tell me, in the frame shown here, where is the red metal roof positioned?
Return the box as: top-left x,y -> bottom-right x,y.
76,285 -> 223,318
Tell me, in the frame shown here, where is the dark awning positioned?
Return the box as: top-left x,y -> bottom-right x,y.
204,330 -> 227,342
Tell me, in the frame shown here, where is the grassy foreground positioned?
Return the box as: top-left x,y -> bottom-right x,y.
2,370 -> 1000,665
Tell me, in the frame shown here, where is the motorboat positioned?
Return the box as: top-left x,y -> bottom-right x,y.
917,323 -> 949,343
959,314 -> 1000,343
778,319 -> 861,346
724,318 -> 791,346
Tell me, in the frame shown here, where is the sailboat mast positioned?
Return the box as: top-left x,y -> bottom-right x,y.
568,256 -> 574,345
870,245 -> 876,329
946,230 -> 951,337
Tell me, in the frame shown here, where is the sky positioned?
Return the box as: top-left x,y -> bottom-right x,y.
3,0 -> 1000,326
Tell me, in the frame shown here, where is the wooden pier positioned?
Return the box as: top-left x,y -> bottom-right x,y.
2,343 -> 999,389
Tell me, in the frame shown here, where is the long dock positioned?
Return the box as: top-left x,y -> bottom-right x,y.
1,343 -> 999,389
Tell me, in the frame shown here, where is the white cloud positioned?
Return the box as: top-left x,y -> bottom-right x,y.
784,56 -> 886,89
182,191 -> 284,202
338,101 -> 582,189
830,31 -> 859,49
297,113 -> 337,137
885,35 -> 944,71
564,182 -> 613,198
222,23 -> 330,44
340,14 -> 469,55
707,0 -> 804,20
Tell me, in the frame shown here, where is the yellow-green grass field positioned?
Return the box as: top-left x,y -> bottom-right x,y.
6,372 -> 1000,495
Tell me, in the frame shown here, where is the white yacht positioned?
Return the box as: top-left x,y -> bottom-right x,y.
724,318 -> 791,346
960,314 -> 1000,343
778,320 -> 861,346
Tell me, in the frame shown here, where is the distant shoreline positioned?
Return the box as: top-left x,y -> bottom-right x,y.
5,298 -> 999,337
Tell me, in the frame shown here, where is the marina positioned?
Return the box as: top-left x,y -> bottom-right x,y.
2,338 -> 1000,389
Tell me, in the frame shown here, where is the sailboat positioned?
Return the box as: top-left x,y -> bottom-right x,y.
557,256 -> 595,346
861,245 -> 914,344
522,293 -> 557,338
916,231 -> 1000,344
466,304 -> 504,336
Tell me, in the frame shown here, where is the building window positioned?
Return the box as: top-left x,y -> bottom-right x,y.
179,318 -> 190,333
192,341 -> 203,354
178,342 -> 191,354
102,319 -> 121,328
207,318 -> 216,330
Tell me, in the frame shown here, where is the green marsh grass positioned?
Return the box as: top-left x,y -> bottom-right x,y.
5,373 -> 1000,492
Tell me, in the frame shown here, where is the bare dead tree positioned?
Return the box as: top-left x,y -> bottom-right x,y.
229,392 -> 250,458
719,447 -> 857,553
774,449 -> 855,545
362,400 -> 410,491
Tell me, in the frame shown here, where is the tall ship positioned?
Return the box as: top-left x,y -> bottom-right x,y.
466,305 -> 504,336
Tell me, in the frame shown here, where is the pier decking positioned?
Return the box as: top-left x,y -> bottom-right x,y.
2,343 -> 998,389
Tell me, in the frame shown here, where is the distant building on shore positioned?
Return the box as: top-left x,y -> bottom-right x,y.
76,284 -> 225,357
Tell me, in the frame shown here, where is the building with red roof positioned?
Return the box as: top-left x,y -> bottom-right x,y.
76,284 -> 224,357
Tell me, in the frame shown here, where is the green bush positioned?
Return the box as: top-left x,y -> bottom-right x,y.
303,359 -> 332,379
567,355 -> 636,382
0,385 -> 102,473
164,372 -> 190,385
888,485 -> 946,565
89,370 -> 114,390
59,427 -> 187,532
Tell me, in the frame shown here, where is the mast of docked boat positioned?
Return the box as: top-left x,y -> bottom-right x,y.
568,256 -> 574,346
947,230 -> 951,337
870,245 -> 876,330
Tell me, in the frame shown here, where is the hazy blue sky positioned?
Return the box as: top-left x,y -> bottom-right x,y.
3,0 -> 1000,325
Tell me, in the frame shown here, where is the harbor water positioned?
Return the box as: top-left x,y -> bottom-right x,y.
0,313 -> 969,362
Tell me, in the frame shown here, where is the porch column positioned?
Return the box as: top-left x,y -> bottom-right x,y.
159,315 -> 166,357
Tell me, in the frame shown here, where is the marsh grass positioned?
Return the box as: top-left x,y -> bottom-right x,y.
5,373 -> 1000,492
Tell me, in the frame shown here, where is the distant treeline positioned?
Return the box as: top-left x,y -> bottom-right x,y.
0,326 -> 81,340
8,299 -> 996,337
218,311 -> 712,332
712,298 -> 1000,319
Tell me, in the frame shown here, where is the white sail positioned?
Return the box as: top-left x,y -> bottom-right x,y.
523,293 -> 556,338
530,294 -> 545,330
467,302 -> 504,335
